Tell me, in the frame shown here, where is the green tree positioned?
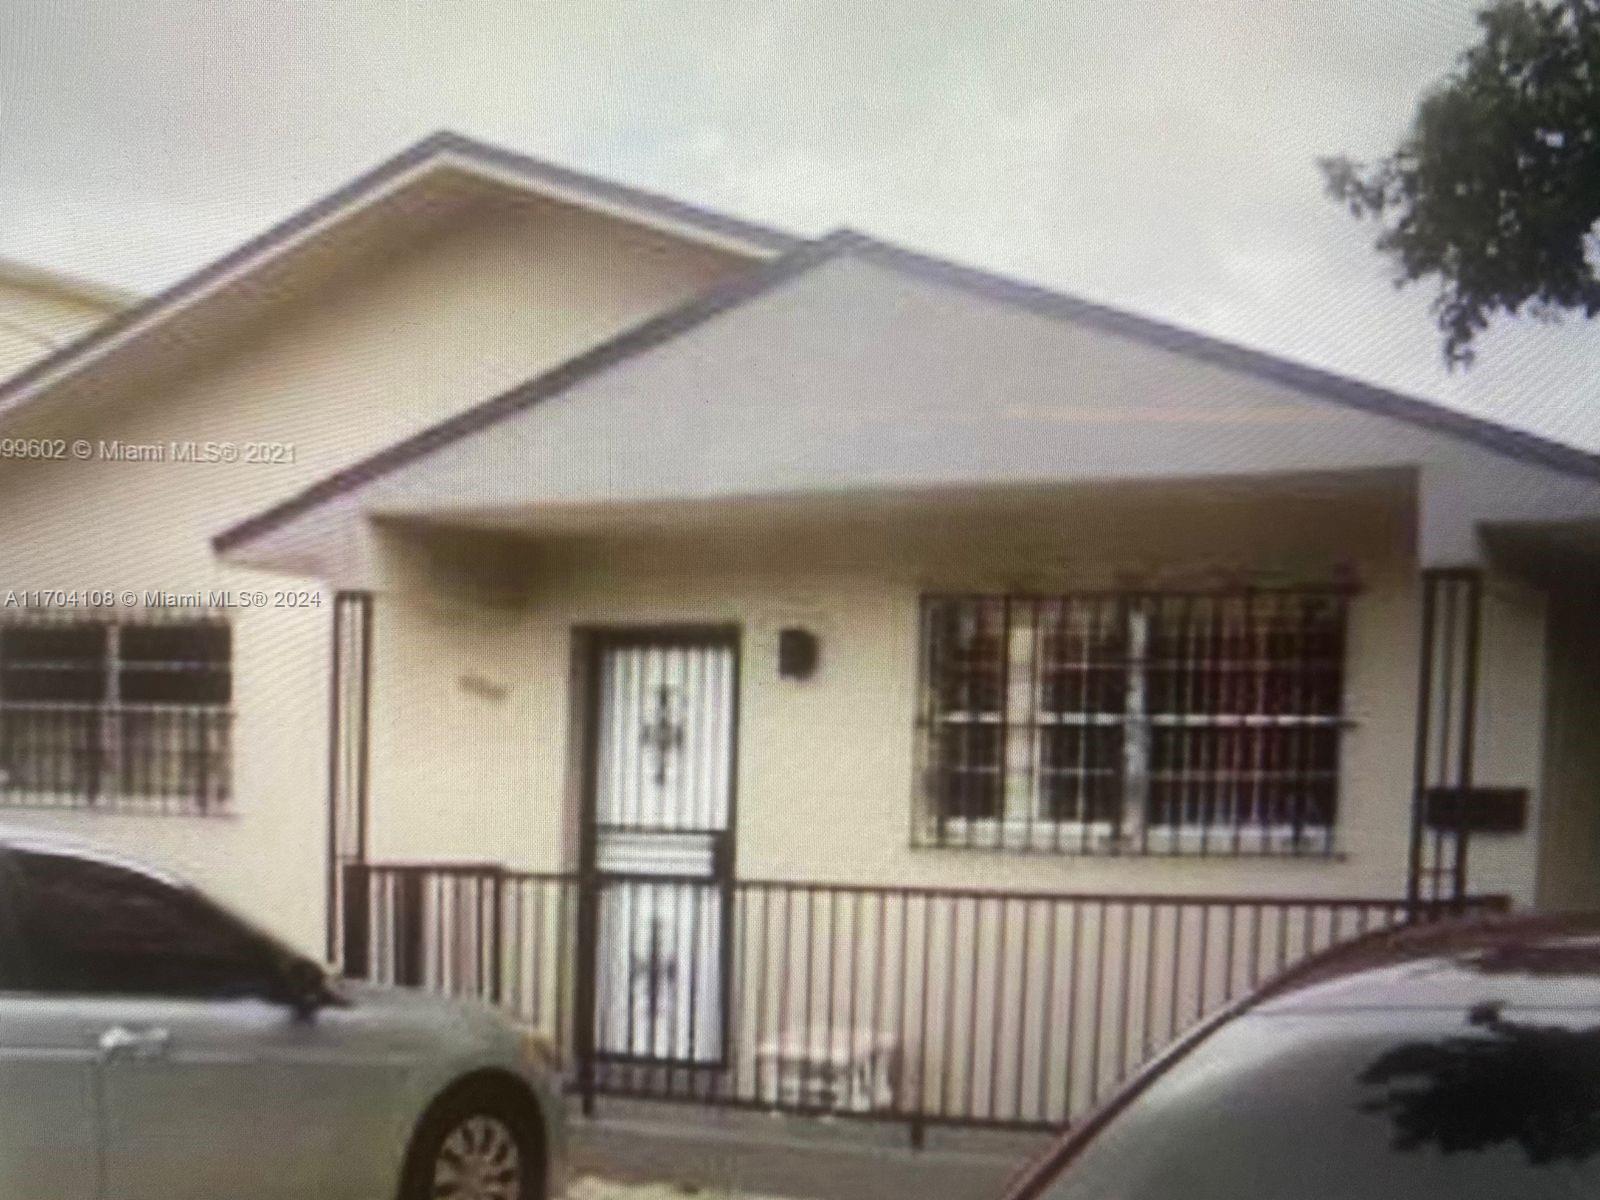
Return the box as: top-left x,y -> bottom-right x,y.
1322,0 -> 1600,366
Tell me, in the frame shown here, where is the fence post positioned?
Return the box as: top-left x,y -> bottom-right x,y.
396,869 -> 425,988
573,867 -> 600,1117
340,861 -> 370,980
489,868 -> 504,1006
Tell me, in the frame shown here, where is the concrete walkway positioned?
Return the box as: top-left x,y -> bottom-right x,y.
568,1100 -> 1051,1200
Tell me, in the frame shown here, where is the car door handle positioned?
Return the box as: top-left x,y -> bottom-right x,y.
98,1025 -> 171,1060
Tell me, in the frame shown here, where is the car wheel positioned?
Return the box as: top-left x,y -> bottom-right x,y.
401,1082 -> 542,1200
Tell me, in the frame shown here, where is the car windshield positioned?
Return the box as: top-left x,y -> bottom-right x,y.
1035,1008 -> 1600,1200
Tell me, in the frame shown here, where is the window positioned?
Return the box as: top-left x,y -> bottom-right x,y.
0,610 -> 232,813
916,590 -> 1350,855
4,848 -> 282,998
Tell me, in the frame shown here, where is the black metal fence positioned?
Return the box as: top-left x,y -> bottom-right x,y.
342,862 -> 1506,1135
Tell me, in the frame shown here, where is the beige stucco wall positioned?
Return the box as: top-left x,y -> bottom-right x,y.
0,196 -> 751,953
1460,577 -> 1549,902
362,477 -> 1551,909
1535,582 -> 1600,910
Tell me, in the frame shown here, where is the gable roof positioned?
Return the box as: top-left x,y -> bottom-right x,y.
848,239 -> 1600,484
0,130 -> 798,430
214,228 -> 1600,556
213,230 -> 848,552
0,257 -> 137,313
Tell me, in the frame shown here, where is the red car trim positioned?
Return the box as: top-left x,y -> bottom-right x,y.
995,917 -> 1466,1199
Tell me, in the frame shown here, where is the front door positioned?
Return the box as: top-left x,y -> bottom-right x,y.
586,630 -> 737,1065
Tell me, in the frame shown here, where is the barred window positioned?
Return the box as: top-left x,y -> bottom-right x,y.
0,610 -> 232,814
916,590 -> 1349,855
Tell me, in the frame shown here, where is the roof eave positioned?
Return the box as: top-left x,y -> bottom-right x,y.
0,130 -> 799,431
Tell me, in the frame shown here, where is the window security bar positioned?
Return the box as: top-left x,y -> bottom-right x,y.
915,590 -> 1351,856
0,607 -> 233,814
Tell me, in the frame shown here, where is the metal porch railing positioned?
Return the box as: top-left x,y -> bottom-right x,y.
340,862 -> 1507,1137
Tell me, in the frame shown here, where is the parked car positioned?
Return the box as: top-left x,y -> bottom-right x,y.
0,829 -> 565,1200
1001,911 -> 1600,1199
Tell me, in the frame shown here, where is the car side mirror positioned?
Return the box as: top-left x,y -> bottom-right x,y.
275,955 -> 330,1019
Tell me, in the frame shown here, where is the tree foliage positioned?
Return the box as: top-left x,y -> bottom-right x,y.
1321,0 -> 1600,365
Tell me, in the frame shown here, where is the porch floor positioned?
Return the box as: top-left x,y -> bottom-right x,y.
569,1099 -> 1049,1200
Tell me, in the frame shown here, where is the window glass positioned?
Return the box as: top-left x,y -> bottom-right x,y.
1040,725 -> 1122,822
923,598 -> 1008,821
1036,1011 -> 1600,1200
120,621 -> 231,705
0,857 -> 20,991
0,623 -> 109,702
7,849 -> 279,998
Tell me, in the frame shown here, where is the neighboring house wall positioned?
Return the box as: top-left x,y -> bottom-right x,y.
1470,576 -> 1552,901
1536,582 -> 1600,910
0,268 -> 129,381
361,477 -> 1550,907
0,198 -> 753,952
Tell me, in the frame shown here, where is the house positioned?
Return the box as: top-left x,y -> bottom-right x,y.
2,132 -> 1598,1132
0,257 -> 134,381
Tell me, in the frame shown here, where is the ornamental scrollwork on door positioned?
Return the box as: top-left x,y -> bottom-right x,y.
639,684 -> 686,787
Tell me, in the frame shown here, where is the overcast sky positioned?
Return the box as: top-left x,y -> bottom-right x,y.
1,1 -> 1596,450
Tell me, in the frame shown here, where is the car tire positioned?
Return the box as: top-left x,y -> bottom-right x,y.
399,1079 -> 543,1200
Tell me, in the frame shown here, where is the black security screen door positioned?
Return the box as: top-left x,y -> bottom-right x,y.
582,629 -> 738,1066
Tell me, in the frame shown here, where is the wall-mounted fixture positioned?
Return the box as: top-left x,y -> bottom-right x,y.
777,627 -> 819,680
